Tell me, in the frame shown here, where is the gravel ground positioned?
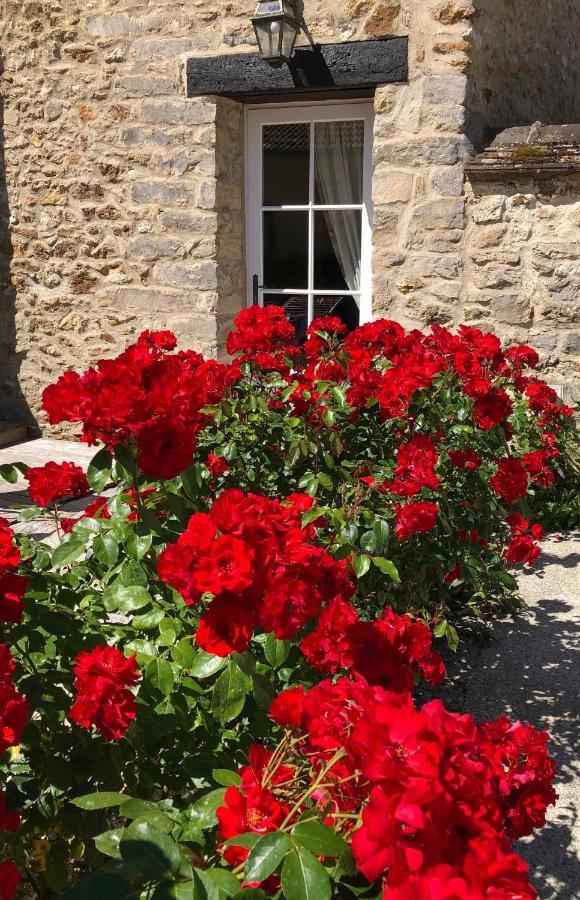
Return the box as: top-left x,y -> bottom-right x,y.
425,534 -> 580,899
1,440 -> 579,897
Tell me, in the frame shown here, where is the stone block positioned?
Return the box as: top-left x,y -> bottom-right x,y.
433,3 -> 476,25
141,99 -> 216,126
472,266 -> 520,289
152,261 -> 218,291
132,37 -> 201,62
470,250 -> 520,266
474,225 -> 507,248
151,149 -> 190,177
121,126 -> 187,148
431,165 -> 464,197
127,237 -> 183,261
160,210 -> 218,233
563,333 -> 580,354
116,287 -> 203,313
414,199 -> 465,230
374,136 -> 468,166
131,181 -> 191,206
423,74 -> 468,106
529,330 -> 557,352
412,256 -> 461,278
120,75 -> 176,96
472,197 -> 506,224
373,171 -> 414,203
364,2 -> 401,36
490,294 -> 531,325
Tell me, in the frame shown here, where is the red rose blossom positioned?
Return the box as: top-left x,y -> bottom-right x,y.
27,461 -> 90,508
490,458 -> 528,503
0,861 -> 20,900
0,575 -> 28,624
69,645 -> 140,741
395,502 -> 439,541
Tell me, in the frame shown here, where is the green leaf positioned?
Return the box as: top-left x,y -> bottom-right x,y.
94,828 -> 124,859
72,792 -> 134,810
446,623 -> 459,652
171,638 -> 197,669
211,660 -> 251,724
87,448 -> 114,493
281,846 -> 331,900
301,507 -> 327,528
120,799 -> 175,833
120,821 -> 181,881
264,634 -> 290,669
152,877 -> 207,900
245,832 -> 291,884
61,874 -> 137,899
204,868 -> 241,897
353,553 -> 371,578
372,557 -> 401,582
93,532 -> 119,567
252,672 -> 276,709
147,658 -> 175,696
224,832 -> 261,849
51,540 -> 86,568
132,608 -> 165,630
127,530 -> 153,561
0,464 -> 19,484
103,583 -> 153,613
190,651 -> 226,679
434,620 -> 447,638
190,788 -> 226,830
291,822 -> 347,857
360,530 -> 378,554
18,504 -> 42,521
212,768 -> 242,787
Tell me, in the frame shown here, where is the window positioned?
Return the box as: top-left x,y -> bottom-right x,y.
245,102 -> 374,341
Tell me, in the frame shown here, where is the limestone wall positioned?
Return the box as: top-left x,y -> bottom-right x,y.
0,0 -> 578,431
462,176 -> 580,404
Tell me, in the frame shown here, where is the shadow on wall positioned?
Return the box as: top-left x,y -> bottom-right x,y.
421,579 -> 580,898
0,52 -> 38,435
468,0 -> 580,132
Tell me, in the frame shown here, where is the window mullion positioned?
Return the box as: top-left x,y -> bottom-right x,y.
307,120 -> 315,327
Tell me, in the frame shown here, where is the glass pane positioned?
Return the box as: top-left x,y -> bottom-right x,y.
263,123 -> 310,205
264,293 -> 308,344
263,211 -> 308,289
314,120 -> 364,205
313,210 -> 362,291
313,295 -> 360,332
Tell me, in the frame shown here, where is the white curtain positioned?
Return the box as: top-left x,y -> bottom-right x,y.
314,121 -> 363,294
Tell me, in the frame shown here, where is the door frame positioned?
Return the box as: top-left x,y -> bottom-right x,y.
244,98 -> 375,325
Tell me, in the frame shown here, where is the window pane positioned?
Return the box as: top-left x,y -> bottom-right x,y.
313,295 -> 360,332
313,210 -> 362,291
263,211 -> 309,289
264,293 -> 308,344
263,123 -> 310,205
314,120 -> 364,205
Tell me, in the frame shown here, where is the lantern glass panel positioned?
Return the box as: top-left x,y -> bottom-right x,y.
281,19 -> 299,59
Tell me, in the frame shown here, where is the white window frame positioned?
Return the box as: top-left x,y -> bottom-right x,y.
244,99 -> 374,326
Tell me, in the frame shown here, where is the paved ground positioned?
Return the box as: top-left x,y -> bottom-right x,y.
1,439 -> 579,897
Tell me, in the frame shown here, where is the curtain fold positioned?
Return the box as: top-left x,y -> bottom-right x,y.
314,121 -> 363,295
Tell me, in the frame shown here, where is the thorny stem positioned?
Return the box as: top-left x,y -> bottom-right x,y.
279,747 -> 347,830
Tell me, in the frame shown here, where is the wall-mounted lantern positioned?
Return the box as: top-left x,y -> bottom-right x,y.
251,0 -> 301,68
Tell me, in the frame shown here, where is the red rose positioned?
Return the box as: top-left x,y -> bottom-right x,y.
0,575 -> 28,624
473,388 -> 513,430
196,594 -> 257,657
268,687 -> 306,730
207,453 -> 229,478
0,520 -> 20,575
137,416 -> 198,480
504,535 -> 541,566
0,862 -> 20,900
69,645 -> 140,742
448,449 -> 480,471
27,461 -> 90,508
490,458 -> 528,503
505,345 -> 539,370
395,502 -> 438,541
0,646 -> 15,685
0,682 -> 29,754
388,435 -> 441,497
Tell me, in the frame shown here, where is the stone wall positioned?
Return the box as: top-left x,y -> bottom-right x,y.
462,175 -> 580,404
468,0 -> 580,130
0,0 -> 374,430
0,0 -> 578,432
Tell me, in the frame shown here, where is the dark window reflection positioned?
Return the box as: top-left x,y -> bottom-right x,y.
263,211 -> 309,289
263,123 -> 310,206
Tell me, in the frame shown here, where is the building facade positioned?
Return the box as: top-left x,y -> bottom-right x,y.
0,0 -> 578,434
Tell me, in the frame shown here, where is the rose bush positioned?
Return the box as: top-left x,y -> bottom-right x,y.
0,309 -> 576,898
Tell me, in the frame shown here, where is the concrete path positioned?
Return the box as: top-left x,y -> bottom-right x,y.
1,440 -> 579,896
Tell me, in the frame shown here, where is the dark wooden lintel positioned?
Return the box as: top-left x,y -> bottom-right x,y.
186,38 -> 408,101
